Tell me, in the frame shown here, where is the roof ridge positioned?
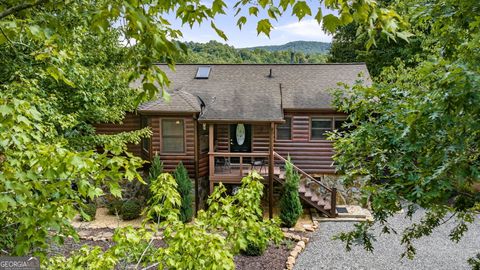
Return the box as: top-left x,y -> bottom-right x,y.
176,89 -> 200,111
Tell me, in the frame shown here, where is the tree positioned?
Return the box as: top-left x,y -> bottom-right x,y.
279,158 -> 303,228
148,154 -> 164,181
1,0 -> 406,260
331,0 -> 480,264
173,162 -> 193,223
328,0 -> 422,77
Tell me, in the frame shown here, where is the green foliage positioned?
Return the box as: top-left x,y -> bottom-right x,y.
468,253 -> 480,270
328,0 -> 422,77
80,202 -> 97,221
47,246 -> 118,269
173,162 -> 193,223
121,200 -> 142,221
148,154 -> 164,181
279,158 -> 303,228
106,199 -> 123,215
178,41 -> 328,64
330,0 -> 480,263
46,172 -> 281,269
241,241 -> 267,256
247,41 -> 330,54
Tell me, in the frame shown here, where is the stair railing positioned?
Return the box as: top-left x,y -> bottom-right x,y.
273,151 -> 337,217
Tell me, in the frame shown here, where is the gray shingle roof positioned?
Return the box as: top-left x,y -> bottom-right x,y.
137,64 -> 370,121
138,90 -> 201,113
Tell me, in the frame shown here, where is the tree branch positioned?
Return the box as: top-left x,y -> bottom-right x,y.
0,0 -> 48,20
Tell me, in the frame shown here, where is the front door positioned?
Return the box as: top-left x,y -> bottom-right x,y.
230,123 -> 251,154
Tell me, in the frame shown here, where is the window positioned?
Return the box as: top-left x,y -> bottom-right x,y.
195,66 -> 211,79
311,116 -> 349,140
277,117 -> 292,140
141,117 -> 150,153
162,119 -> 185,153
311,118 -> 333,140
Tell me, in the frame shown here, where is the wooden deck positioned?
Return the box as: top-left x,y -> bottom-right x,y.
212,164 -> 283,181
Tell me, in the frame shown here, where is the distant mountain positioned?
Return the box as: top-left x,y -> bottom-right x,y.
178,41 -> 329,64
244,41 -> 331,54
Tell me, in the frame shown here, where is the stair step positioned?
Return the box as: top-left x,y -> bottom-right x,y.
299,184 -> 306,193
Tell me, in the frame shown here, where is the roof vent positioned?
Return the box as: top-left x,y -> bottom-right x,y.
195,66 -> 211,79
268,68 -> 273,78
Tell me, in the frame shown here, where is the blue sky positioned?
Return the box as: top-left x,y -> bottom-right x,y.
166,1 -> 334,48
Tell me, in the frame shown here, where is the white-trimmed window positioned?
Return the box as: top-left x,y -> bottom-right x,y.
162,119 -> 185,153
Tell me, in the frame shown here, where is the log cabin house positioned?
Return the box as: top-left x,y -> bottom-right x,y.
95,64 -> 370,218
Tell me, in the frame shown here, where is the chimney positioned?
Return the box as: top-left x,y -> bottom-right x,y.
290,51 -> 295,64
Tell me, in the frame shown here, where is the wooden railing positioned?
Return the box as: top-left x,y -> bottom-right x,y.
208,152 -> 269,181
273,151 -> 337,217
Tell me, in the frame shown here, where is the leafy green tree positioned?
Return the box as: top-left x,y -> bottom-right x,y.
173,162 -> 194,223
328,0 -> 422,77
279,158 -> 303,228
331,0 -> 480,263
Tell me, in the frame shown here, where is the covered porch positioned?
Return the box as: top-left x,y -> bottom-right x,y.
205,122 -> 278,218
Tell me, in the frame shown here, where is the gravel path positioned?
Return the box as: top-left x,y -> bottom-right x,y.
295,210 -> 479,270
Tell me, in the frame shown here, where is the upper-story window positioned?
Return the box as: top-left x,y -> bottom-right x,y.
162,119 -> 185,153
311,116 -> 347,140
141,116 -> 150,153
276,117 -> 292,140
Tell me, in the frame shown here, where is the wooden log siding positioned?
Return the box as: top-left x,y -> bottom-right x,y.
215,124 -> 230,152
150,116 -> 196,178
274,112 -> 346,175
94,112 -> 142,157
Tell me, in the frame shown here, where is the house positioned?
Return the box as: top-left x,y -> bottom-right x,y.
95,64 -> 370,218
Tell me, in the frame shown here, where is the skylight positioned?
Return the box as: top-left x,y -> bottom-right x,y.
195,66 -> 211,79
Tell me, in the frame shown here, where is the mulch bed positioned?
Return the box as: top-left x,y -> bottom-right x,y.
48,228 -> 299,270
235,243 -> 292,270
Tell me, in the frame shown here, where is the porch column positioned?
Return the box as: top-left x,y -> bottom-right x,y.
269,122 -> 274,219
209,123 -> 214,194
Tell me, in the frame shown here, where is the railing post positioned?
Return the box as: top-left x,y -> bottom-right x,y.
330,187 -> 337,217
208,124 -> 214,194
239,156 -> 243,177
269,122 -> 274,219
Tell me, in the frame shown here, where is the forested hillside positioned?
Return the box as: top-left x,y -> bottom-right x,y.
245,41 -> 331,54
177,41 -> 328,64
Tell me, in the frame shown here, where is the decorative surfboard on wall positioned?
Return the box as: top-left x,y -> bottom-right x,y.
236,124 -> 245,146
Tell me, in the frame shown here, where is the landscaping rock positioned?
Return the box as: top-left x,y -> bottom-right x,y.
297,241 -> 305,250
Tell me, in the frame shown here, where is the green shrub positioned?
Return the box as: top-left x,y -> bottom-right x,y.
81,203 -> 97,221
121,200 -> 142,220
146,154 -> 163,202
173,162 -> 193,223
107,199 -> 123,215
241,240 -> 267,256
148,154 -> 163,181
279,158 -> 303,228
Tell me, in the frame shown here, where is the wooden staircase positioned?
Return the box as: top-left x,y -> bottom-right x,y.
273,152 -> 337,218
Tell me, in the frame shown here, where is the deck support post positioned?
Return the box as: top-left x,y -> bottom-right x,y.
194,118 -> 199,215
208,123 -> 214,194
269,122 -> 274,219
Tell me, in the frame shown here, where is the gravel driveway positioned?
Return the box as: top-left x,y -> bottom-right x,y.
295,211 -> 479,270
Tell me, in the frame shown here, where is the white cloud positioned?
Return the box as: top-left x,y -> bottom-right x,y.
273,19 -> 332,42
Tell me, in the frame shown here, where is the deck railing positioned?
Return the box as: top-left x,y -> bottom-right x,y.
208,152 -> 270,181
